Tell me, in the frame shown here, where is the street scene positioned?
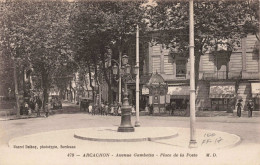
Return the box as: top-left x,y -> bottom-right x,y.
0,0 -> 260,164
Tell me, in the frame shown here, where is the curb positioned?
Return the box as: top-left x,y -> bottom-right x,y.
74,133 -> 179,142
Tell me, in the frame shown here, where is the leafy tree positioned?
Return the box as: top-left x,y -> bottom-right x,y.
0,0 -> 73,109
70,1 -> 148,104
146,0 -> 257,86
242,0 -> 259,41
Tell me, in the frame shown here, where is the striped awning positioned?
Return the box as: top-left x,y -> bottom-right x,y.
209,83 -> 236,98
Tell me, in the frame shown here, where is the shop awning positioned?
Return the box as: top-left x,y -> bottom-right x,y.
209,82 -> 236,98
251,83 -> 260,98
168,86 -> 190,98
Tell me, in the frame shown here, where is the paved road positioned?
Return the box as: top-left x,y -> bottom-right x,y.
1,103 -> 260,165
1,106 -> 260,147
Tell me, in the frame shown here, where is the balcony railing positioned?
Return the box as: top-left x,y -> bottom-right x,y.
242,72 -> 260,79
202,71 -> 242,80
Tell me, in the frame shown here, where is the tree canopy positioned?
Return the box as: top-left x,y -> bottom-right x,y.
0,0 -> 258,104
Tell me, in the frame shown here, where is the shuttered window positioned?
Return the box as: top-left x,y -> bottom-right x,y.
176,59 -> 186,77
164,56 -> 174,74
152,56 -> 161,73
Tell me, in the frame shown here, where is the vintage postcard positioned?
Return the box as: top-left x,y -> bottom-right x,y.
0,0 -> 259,164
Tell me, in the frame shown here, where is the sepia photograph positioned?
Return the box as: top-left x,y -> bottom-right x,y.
0,0 -> 259,164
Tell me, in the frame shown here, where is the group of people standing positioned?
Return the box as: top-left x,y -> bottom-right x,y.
236,99 -> 254,117
21,97 -> 49,117
84,102 -> 122,116
83,102 -> 137,116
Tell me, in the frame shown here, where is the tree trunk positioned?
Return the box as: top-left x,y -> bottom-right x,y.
100,47 -> 113,104
87,61 -> 95,102
41,70 -> 49,112
13,59 -> 20,117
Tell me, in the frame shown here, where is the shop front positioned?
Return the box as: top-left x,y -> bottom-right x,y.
141,86 -> 149,110
167,85 -> 190,110
209,82 -> 236,112
251,82 -> 260,111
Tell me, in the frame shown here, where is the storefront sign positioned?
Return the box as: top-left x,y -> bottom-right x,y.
251,83 -> 260,98
142,86 -> 149,95
209,84 -> 236,98
167,86 -> 190,96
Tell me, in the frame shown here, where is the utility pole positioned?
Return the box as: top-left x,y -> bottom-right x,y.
189,0 -> 197,148
135,25 -> 140,127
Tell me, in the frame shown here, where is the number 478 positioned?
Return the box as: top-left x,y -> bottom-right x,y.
67,153 -> 74,157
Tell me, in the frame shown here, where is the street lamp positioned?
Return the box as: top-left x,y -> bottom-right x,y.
189,0 -> 197,148
112,54 -> 138,132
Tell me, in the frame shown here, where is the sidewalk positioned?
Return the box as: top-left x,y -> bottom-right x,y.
0,101 -> 81,121
1,101 -> 260,121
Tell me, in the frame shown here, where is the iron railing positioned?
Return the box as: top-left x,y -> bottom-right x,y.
202,71 -> 242,80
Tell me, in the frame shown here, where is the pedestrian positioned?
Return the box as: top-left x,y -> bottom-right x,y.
101,103 -> 105,115
117,103 -> 121,116
166,104 -> 171,115
171,101 -> 176,116
247,99 -> 254,118
145,105 -> 149,114
29,98 -> 35,113
36,97 -> 42,117
131,105 -> 136,115
45,103 -> 49,117
89,103 -> 93,114
104,103 -> 109,116
236,99 -> 243,117
149,104 -> 153,115
92,105 -> 96,115
24,102 -> 29,115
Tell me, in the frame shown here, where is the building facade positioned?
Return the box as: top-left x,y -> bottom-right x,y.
142,34 -> 260,112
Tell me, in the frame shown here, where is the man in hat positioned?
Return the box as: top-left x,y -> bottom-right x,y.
236,99 -> 243,117
247,99 -> 254,117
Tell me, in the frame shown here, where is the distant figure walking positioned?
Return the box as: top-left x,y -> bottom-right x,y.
36,97 -> 42,117
101,103 -> 105,115
131,105 -> 136,115
110,105 -> 115,116
104,103 -> 109,116
117,104 -> 121,116
149,104 -> 153,115
170,101 -> 176,116
247,100 -> 254,118
236,99 -> 243,117
29,98 -> 35,113
89,104 -> 93,114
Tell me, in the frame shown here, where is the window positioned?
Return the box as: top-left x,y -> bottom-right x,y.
176,59 -> 186,78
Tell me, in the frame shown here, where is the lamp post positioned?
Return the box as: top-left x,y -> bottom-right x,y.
112,54 -> 138,132
189,0 -> 197,148
135,25 -> 140,127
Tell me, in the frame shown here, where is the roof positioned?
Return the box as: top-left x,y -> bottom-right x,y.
147,72 -> 166,86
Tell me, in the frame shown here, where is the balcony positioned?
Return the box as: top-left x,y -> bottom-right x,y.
242,72 -> 260,79
202,71 -> 242,80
